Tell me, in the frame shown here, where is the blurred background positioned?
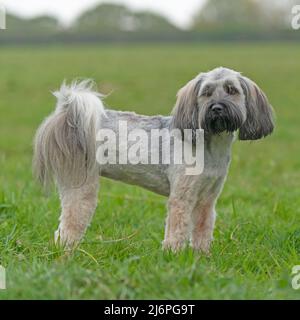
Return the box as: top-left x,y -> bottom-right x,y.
1,0 -> 300,44
0,0 -> 300,299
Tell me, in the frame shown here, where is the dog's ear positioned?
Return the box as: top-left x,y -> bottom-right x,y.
238,76 -> 274,140
171,75 -> 204,131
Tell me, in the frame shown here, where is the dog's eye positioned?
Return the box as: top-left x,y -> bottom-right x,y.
201,86 -> 214,97
224,84 -> 239,95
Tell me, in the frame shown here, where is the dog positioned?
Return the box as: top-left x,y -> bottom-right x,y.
33,67 -> 274,252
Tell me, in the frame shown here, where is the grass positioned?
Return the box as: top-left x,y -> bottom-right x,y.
0,43 -> 300,299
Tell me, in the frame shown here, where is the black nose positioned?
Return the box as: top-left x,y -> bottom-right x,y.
211,104 -> 224,113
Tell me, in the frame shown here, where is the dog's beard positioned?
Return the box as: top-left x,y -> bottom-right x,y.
200,101 -> 244,135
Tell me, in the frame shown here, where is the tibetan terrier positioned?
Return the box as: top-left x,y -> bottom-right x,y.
33,67 -> 274,252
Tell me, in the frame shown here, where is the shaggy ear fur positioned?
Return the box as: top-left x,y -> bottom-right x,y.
238,76 -> 274,140
171,75 -> 204,132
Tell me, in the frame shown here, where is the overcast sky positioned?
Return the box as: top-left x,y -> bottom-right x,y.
0,0 -> 206,29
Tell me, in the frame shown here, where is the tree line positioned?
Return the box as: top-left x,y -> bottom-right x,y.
0,1 -> 299,44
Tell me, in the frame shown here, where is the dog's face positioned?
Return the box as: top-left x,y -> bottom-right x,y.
197,69 -> 247,135
172,67 -> 274,140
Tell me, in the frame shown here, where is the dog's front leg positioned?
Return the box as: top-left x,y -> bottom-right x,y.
55,177 -> 99,248
162,197 -> 191,252
190,200 -> 216,253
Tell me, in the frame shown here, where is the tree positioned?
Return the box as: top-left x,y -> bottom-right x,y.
73,3 -> 178,34
193,0 -> 264,31
133,12 -> 177,32
192,0 -> 295,32
73,4 -> 131,33
4,14 -> 60,37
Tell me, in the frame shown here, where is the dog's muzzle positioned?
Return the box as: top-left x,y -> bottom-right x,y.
202,102 -> 244,134
210,103 -> 226,114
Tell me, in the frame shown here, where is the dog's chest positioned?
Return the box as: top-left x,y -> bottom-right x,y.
188,133 -> 234,200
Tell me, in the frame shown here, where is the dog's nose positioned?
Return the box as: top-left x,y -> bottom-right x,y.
211,104 -> 224,113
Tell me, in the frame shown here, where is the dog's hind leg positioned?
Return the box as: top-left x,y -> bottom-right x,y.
55,176 -> 99,247
32,80 -> 105,247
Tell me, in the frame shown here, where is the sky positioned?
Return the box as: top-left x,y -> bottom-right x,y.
0,0 -> 206,29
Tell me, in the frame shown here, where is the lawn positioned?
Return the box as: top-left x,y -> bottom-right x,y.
0,43 -> 299,299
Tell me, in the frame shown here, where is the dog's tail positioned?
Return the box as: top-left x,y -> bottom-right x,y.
33,79 -> 106,189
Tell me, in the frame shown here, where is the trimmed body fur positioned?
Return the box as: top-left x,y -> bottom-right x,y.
33,67 -> 274,252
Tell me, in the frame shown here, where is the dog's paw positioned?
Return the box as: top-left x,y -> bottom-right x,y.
191,237 -> 212,254
54,226 -> 80,249
162,239 -> 185,252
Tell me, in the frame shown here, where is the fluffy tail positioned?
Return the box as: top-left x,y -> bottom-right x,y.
33,80 -> 106,189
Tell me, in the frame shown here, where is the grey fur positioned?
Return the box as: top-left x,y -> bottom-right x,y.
238,76 -> 274,140
171,75 -> 205,133
33,68 -> 275,251
33,79 -> 105,189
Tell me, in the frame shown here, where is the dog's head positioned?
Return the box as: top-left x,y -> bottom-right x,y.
171,67 -> 274,140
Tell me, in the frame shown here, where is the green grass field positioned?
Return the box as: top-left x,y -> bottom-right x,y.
0,43 -> 300,299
